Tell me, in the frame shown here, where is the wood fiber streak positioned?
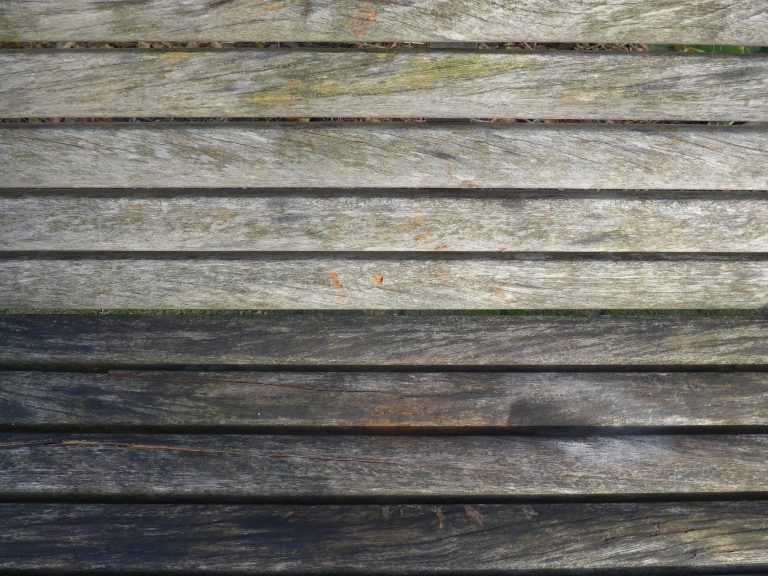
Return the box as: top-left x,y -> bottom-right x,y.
2,371 -> 767,428
3,124 -> 767,190
3,51 -> 767,121
1,433 -> 767,497
2,313 -> 767,368
1,0 -> 766,44
4,193 -> 768,252
3,258 -> 768,310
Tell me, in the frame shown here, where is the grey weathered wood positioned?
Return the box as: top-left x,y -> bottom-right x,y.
2,503 -> 767,572
3,123 -> 767,190
2,433 -> 767,497
3,50 -> 767,121
2,257 -> 768,310
3,371 -> 767,428
1,0 -> 766,44
2,313 -> 767,368
4,192 -> 768,252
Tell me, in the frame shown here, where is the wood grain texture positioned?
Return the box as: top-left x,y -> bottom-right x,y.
2,313 -> 767,368
1,503 -> 767,573
3,257 -> 768,310
3,123 -> 767,190
5,192 -> 768,252
1,0 -> 766,44
1,503 -> 766,573
3,50 -> 767,121
2,433 -> 767,497
2,371 -> 767,428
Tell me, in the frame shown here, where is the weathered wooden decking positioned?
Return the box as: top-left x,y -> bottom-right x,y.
1,1 -> 767,573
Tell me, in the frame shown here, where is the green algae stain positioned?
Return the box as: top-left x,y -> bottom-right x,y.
247,54 -> 536,108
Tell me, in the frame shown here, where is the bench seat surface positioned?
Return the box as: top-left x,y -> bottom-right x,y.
1,1 -> 767,572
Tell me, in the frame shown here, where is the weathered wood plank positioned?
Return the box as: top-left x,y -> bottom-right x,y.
3,51 -> 766,121
1,433 -> 767,497
3,371 -> 767,428
0,504 -> 767,575
1,0 -> 766,44
2,257 -> 768,310
3,123 -> 766,190
1,313 -> 767,368
4,192 -> 768,252
2,503 -> 766,572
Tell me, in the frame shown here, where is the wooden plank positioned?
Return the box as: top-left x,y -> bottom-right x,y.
3,50 -> 767,121
2,371 -> 767,428
3,123 -> 767,190
1,0 -> 766,44
2,257 -> 768,310
2,313 -> 767,368
4,192 -> 768,252
1,503 -> 767,573
2,503 -> 766,573
1,433 -> 767,497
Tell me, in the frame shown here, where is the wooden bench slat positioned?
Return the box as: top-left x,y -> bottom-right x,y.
2,0 -> 766,44
2,313 -> 766,368
3,502 -> 767,572
4,51 -> 766,121
4,123 -> 767,190
4,192 -> 768,252
3,371 -> 767,428
3,257 -> 768,310
2,433 -> 767,497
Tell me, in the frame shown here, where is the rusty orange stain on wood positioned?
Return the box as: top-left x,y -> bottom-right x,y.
327,271 -> 345,302
161,52 -> 192,65
490,286 -> 506,301
414,233 -> 429,242
372,273 -> 384,286
348,1 -> 378,39
433,243 -> 449,251
327,271 -> 343,289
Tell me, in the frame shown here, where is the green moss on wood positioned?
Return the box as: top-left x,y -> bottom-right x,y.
248,54 -> 535,106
